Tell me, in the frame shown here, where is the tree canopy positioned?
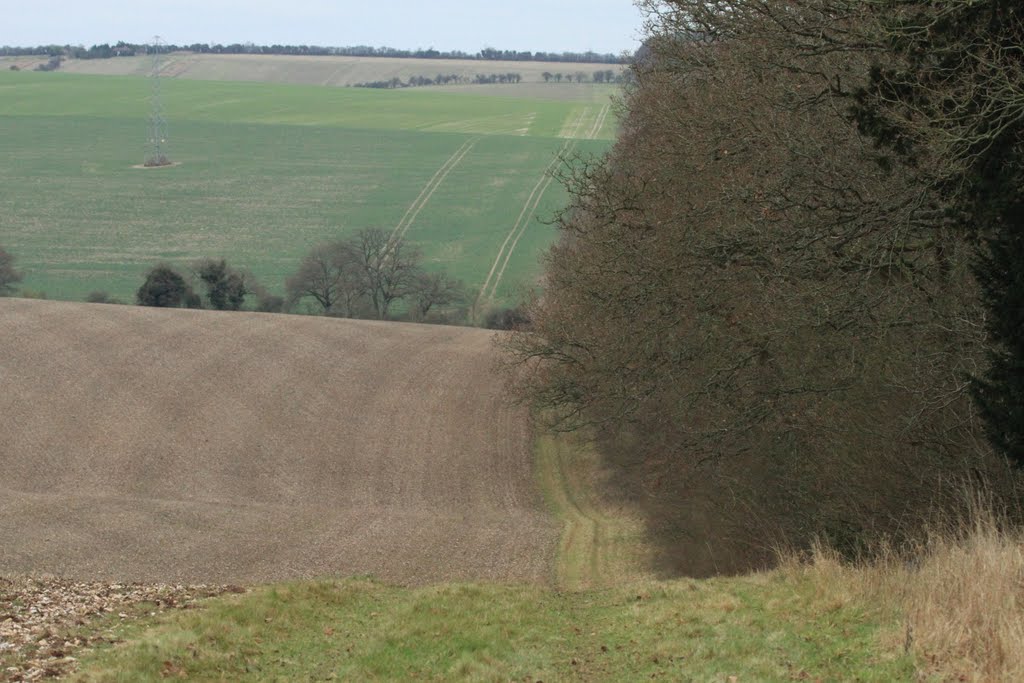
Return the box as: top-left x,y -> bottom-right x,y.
505,0 -> 1024,573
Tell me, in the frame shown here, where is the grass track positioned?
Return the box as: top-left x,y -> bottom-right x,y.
475,109 -> 589,309
534,434 -> 654,590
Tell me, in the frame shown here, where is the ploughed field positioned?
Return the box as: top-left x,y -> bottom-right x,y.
0,299 -> 558,584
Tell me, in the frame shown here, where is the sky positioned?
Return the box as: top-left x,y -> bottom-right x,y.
1,1 -> 646,55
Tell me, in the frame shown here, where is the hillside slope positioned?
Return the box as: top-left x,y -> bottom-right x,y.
0,299 -> 557,584
42,53 -> 622,90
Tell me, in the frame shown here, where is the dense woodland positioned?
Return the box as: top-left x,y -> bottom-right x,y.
508,0 -> 1024,574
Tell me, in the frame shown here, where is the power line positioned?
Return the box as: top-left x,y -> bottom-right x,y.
144,35 -> 171,167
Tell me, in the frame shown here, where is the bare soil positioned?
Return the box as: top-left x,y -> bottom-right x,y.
0,299 -> 557,585
0,576 -> 231,681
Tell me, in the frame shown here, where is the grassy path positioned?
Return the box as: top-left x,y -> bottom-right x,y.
534,434 -> 653,590
66,576 -> 916,683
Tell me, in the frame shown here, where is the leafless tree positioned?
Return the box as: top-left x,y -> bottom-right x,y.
502,0 -> 1018,572
412,271 -> 466,320
285,241 -> 364,315
349,228 -> 423,320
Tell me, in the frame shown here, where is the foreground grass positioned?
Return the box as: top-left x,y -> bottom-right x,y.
53,432 -> 1024,681
71,574 -> 913,682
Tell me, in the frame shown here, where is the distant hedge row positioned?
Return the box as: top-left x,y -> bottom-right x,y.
0,43 -> 627,64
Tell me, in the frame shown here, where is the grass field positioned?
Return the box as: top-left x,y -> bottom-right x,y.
0,69 -> 614,306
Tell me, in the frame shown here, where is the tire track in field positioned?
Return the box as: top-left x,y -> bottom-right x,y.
389,137 -> 480,246
558,106 -> 592,138
475,110 -> 588,308
587,103 -> 612,139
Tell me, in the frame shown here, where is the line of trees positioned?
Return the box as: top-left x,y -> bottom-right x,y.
505,0 -> 1024,575
0,43 -> 626,64
353,73 -> 524,89
122,229 -> 465,323
0,236 -> 479,326
541,70 -> 623,84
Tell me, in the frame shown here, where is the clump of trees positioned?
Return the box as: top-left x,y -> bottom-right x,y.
33,56 -> 62,72
484,305 -> 530,331
136,259 -> 285,313
125,237 -> 463,324
194,259 -> 248,311
506,0 -> 1024,574
287,228 -> 465,322
85,291 -> 123,304
136,265 -> 201,308
0,247 -> 23,295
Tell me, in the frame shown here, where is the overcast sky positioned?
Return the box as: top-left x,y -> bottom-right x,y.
2,1 -> 646,55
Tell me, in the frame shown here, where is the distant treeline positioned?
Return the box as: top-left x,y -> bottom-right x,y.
0,42 -> 626,64
355,69 -> 623,89
354,73 -> 522,89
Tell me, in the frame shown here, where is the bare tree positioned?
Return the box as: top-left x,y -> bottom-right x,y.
503,0 -> 1018,572
349,228 -> 423,319
412,271 -> 465,320
285,241 -> 364,315
288,230 -> 433,319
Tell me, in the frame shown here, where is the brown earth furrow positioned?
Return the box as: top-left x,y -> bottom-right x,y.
0,299 -> 557,585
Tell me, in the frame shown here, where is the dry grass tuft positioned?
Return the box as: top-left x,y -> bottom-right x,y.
907,508 -> 1024,681
779,494 -> 1024,682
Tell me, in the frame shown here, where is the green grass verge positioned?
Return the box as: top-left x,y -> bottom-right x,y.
70,576 -> 915,682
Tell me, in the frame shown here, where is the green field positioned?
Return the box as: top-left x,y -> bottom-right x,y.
0,70 -> 614,306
